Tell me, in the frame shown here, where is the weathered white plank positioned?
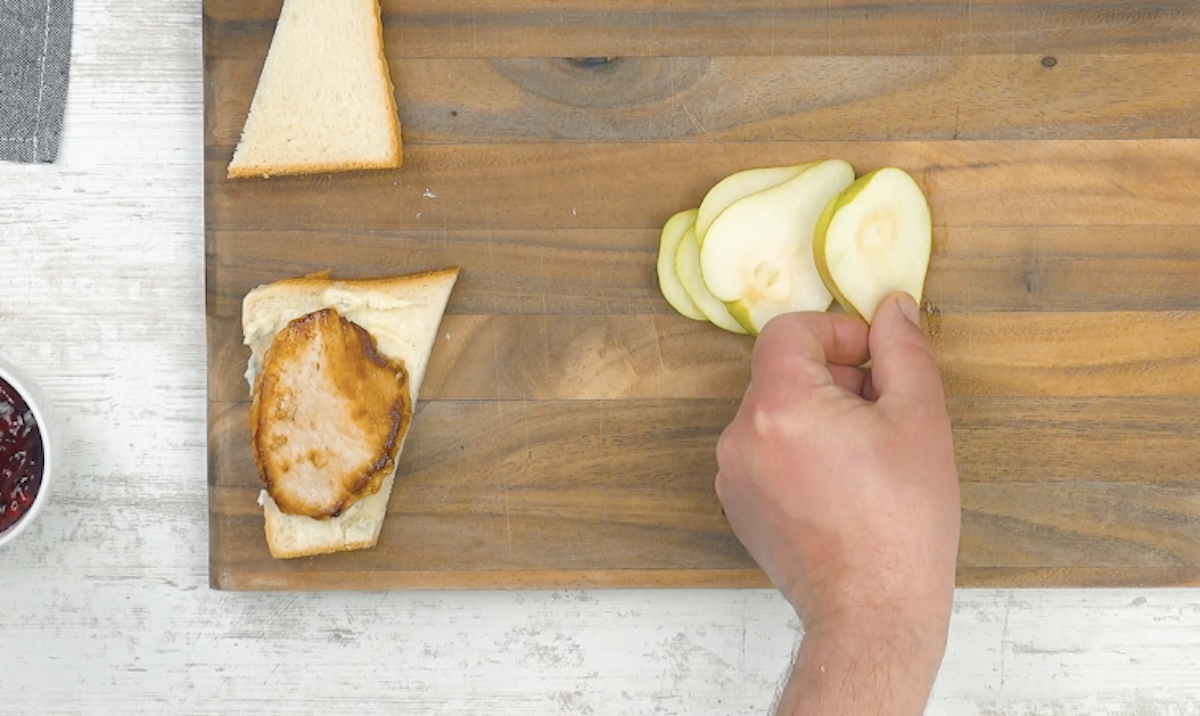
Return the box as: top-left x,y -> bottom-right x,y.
0,0 -> 1198,714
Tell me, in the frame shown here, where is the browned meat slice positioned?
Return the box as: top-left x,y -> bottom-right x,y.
250,308 -> 412,518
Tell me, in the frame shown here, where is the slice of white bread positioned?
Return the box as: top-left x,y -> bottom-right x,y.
243,268 -> 458,558
227,0 -> 402,179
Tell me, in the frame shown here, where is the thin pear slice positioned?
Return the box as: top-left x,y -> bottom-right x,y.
675,226 -> 748,335
656,208 -> 707,321
813,167 -> 932,324
698,159 -> 853,335
695,163 -> 816,245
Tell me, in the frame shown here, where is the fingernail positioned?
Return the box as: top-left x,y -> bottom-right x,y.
897,293 -> 921,326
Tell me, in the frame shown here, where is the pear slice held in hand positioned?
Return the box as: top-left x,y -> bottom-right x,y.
695,162 -> 816,244
813,167 -> 932,324
656,208 -> 706,321
675,226 -> 748,334
698,159 -> 854,335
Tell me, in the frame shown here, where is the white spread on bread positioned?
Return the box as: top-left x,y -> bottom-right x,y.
246,287 -> 425,392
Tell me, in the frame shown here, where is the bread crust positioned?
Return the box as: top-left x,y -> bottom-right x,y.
227,154 -> 401,180
244,267 -> 460,306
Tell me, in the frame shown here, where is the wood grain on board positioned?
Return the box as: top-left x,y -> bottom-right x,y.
208,225 -> 1200,314
204,0 -> 1200,57
205,0 -> 1200,590
204,141 -> 1200,233
207,55 -> 1200,145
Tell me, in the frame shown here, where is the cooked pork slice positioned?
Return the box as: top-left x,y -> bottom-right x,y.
249,308 -> 412,518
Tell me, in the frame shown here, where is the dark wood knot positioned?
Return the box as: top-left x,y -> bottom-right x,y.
566,56 -> 618,69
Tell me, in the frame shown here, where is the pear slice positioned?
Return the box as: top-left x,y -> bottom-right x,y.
675,226 -> 748,335
697,159 -> 853,335
695,163 -> 816,245
813,167 -> 932,324
656,208 -> 707,321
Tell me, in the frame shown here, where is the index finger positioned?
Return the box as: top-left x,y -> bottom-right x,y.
751,311 -> 871,388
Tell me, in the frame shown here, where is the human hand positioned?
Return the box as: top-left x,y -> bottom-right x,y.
714,292 -> 960,715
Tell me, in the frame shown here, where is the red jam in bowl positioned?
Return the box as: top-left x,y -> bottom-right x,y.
0,377 -> 44,534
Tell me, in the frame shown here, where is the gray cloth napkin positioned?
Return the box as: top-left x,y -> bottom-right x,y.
0,0 -> 73,163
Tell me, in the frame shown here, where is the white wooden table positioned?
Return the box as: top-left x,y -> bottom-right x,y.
1,2 -> 1198,713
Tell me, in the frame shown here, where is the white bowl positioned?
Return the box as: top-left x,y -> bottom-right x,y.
0,355 -> 55,549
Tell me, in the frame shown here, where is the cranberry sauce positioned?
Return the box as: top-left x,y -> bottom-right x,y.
0,377 -> 44,533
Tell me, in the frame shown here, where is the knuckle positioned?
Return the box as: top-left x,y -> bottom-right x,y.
715,424 -> 740,471
749,395 -> 802,446
713,469 -> 728,501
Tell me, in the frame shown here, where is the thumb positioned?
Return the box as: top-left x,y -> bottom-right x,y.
868,293 -> 945,409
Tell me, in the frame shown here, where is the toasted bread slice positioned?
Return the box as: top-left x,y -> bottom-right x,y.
227,0 -> 402,179
243,268 -> 458,558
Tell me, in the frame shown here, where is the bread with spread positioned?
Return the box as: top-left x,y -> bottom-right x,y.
227,0 -> 402,178
242,268 -> 458,558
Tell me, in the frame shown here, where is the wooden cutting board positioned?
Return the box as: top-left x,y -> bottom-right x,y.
205,0 -> 1200,590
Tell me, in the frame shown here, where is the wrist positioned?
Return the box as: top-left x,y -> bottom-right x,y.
778,606 -> 950,716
